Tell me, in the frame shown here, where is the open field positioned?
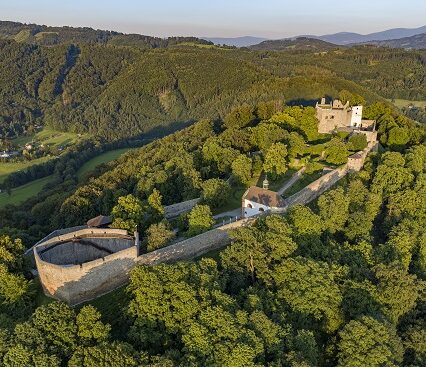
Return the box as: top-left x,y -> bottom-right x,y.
12,127 -> 82,148
388,99 -> 426,109
0,175 -> 56,207
0,156 -> 52,184
0,128 -> 83,183
77,148 -> 134,180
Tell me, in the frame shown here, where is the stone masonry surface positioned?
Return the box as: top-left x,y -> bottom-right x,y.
164,198 -> 201,219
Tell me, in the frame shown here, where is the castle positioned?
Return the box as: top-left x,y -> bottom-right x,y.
32,96 -> 379,305
315,98 -> 376,136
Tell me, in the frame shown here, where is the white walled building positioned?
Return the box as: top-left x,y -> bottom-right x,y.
241,186 -> 286,218
350,105 -> 363,127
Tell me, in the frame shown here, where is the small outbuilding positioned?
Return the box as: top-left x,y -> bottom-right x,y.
241,186 -> 286,218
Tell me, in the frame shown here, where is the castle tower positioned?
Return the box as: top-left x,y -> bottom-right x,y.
350,105 -> 363,127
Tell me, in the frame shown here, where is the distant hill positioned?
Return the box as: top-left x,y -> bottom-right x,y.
308,25 -> 426,45
358,33 -> 426,49
249,37 -> 338,51
0,20 -> 213,48
202,36 -> 268,47
205,26 -> 426,48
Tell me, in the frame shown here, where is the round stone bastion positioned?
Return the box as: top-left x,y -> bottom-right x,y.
33,227 -> 140,305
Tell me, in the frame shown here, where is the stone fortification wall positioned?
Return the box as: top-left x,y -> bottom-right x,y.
273,140 -> 378,213
137,217 -> 256,266
34,228 -> 139,306
35,141 -> 378,305
24,226 -> 87,256
274,141 -> 378,213
274,166 -> 348,212
347,141 -> 378,172
164,198 -> 201,219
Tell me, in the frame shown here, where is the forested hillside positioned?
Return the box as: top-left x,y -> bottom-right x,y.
0,38 -> 380,140
249,37 -> 338,51
0,95 -> 425,366
0,20 -> 212,48
358,33 -> 426,49
1,23 -> 426,141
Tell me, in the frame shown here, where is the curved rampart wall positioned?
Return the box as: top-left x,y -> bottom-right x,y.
34,228 -> 139,305
39,237 -> 134,265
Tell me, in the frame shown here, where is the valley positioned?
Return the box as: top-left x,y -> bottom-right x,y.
0,15 -> 425,367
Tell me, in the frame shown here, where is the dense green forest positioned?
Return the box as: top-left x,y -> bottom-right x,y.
1,24 -> 425,141
1,21 -> 426,367
0,93 -> 425,366
0,21 -> 213,48
249,37 -> 338,51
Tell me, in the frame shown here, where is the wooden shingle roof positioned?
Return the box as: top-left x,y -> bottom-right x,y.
242,186 -> 286,208
87,215 -> 112,228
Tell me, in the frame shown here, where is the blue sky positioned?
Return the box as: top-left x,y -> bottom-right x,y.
1,0 -> 425,38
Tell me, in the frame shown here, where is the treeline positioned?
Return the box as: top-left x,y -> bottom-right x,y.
0,20 -> 213,48
252,46 -> 426,100
402,106 -> 426,124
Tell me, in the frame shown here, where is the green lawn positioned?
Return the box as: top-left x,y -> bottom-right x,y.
282,171 -> 323,198
12,128 -> 82,148
0,156 -> 52,184
388,99 -> 426,109
0,128 -> 84,183
0,175 -> 56,207
268,169 -> 297,191
77,148 -> 134,180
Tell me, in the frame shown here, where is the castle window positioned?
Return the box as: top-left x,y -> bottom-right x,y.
247,203 -> 253,209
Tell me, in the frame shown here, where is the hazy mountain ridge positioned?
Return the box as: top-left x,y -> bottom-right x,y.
357,32 -> 426,49
206,25 -> 426,47
311,25 -> 426,45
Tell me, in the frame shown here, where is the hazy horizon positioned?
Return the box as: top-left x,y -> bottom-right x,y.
1,0 -> 426,38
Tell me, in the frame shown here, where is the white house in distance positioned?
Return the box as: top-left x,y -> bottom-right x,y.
241,178 -> 286,218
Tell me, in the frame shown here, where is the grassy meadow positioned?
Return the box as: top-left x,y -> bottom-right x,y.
0,175 -> 56,207
389,99 -> 426,109
77,148 -> 134,180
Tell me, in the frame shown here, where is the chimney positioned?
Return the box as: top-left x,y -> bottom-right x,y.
321,97 -> 326,105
